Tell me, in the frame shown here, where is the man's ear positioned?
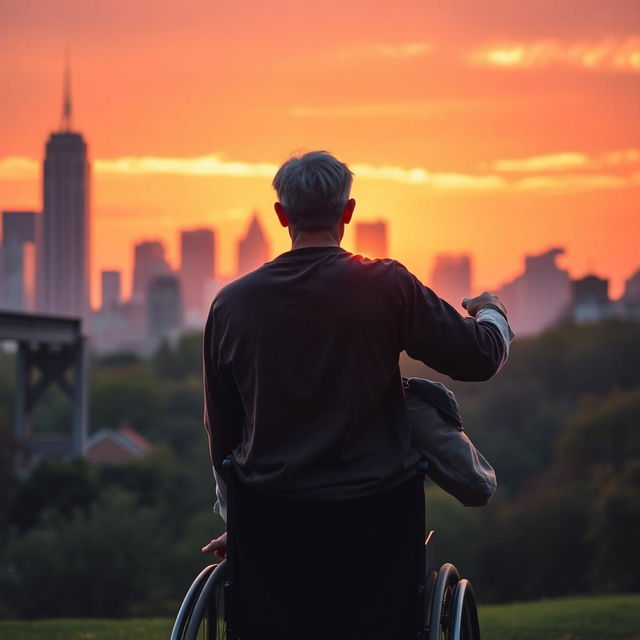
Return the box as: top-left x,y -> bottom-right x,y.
342,198 -> 356,225
274,202 -> 289,228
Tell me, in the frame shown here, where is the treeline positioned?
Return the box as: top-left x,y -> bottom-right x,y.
0,322 -> 639,617
402,320 -> 640,602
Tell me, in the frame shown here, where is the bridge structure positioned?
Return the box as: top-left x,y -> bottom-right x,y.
0,311 -> 88,463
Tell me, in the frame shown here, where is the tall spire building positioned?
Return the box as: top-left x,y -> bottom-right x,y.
37,57 -> 91,321
237,213 -> 270,277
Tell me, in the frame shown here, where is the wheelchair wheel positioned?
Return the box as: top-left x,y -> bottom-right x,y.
172,561 -> 228,640
447,579 -> 480,640
427,563 -> 459,640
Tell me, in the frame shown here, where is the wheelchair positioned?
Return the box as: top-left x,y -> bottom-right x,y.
171,460 -> 481,640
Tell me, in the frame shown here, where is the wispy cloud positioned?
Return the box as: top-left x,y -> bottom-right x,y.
289,99 -> 502,119
512,173 -> 640,192
95,154 -> 278,177
491,149 -> 640,173
333,41 -> 433,61
350,164 -> 505,190
0,156 -> 39,179
290,103 -> 447,119
2,152 -> 640,193
471,36 -> 640,72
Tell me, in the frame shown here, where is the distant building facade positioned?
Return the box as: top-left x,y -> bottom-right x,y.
430,254 -> 472,310
180,228 -> 215,325
620,269 -> 640,320
147,274 -> 183,348
1,211 -> 38,311
101,270 -> 121,310
37,129 -> 91,321
237,213 -> 270,276
37,60 -> 90,322
132,240 -> 171,305
570,275 -> 614,324
496,248 -> 571,335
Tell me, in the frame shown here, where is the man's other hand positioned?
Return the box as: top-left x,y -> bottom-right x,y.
202,532 -> 227,558
462,292 -> 507,318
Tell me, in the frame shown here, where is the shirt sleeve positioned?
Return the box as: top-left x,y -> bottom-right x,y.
202,302 -> 244,487
395,264 -> 515,381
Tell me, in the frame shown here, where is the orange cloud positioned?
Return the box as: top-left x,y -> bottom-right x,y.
0,156 -> 39,179
333,41 -> 433,60
3,152 -> 640,194
491,149 -> 640,173
470,36 -> 640,72
289,102 -> 456,119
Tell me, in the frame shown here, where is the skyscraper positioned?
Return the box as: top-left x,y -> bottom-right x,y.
237,213 -> 270,277
132,240 -> 171,304
570,274 -> 613,324
2,210 -> 38,311
430,254 -> 472,309
147,274 -> 183,346
355,220 -> 388,258
497,248 -> 571,335
620,269 -> 640,320
180,227 -> 215,316
37,62 -> 91,321
101,270 -> 121,310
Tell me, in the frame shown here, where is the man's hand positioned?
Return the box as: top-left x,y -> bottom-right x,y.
461,292 -> 507,318
201,532 -> 227,558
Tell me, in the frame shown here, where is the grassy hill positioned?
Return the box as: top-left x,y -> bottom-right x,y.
0,594 -> 638,639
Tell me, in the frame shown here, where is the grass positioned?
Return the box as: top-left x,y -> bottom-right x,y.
0,594 -> 638,639
480,594 -> 640,640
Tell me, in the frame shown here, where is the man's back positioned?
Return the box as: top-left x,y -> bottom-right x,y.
204,244 -> 506,499
201,150 -> 512,639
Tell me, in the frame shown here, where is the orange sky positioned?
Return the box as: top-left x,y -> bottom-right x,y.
1,0 -> 639,306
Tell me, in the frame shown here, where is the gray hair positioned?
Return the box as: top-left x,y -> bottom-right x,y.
272,151 -> 353,231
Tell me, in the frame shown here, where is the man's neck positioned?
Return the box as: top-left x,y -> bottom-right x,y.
290,229 -> 341,250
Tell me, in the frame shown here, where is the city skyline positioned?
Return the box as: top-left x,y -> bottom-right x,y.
1,1 -> 639,306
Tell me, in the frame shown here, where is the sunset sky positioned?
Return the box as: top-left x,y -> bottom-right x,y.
1,0 -> 639,307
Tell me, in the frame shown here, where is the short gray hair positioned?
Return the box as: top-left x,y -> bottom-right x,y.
272,151 -> 353,231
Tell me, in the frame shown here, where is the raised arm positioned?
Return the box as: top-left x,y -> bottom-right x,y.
396,265 -> 514,381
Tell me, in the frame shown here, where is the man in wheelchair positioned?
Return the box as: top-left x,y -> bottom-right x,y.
201,151 -> 513,639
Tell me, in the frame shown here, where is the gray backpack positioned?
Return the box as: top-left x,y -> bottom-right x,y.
404,377 -> 497,507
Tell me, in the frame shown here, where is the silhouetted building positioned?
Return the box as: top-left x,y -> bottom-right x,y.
497,248 -> 570,335
620,269 -> 640,320
180,228 -> 215,323
237,213 -> 269,276
571,275 -> 613,324
2,211 -> 38,311
430,254 -> 472,310
623,269 -> 640,300
355,220 -> 388,258
90,299 -> 147,355
147,274 -> 183,347
36,64 -> 91,321
101,270 -> 121,310
132,240 -> 171,304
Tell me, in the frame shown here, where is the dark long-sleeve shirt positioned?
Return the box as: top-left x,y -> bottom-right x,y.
203,245 -> 510,501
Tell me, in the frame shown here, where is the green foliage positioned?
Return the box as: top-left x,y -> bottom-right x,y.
557,389 -> 640,479
0,490 -> 171,618
150,332 -> 203,380
90,366 -> 163,436
587,462 -> 640,593
8,459 -> 100,532
2,319 -> 640,618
